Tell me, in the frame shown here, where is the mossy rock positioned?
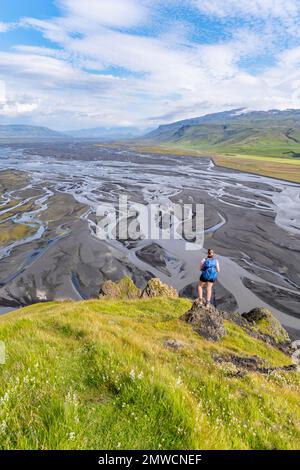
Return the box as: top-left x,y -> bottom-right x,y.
242,307 -> 290,345
99,276 -> 140,299
141,278 -> 178,299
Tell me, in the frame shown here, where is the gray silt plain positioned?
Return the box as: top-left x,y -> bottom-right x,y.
0,142 -> 299,337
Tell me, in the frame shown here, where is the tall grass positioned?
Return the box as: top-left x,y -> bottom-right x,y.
0,298 -> 299,450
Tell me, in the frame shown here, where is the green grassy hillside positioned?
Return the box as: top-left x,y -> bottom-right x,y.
163,123 -> 300,159
141,109 -> 300,182
0,298 -> 299,450
146,109 -> 300,158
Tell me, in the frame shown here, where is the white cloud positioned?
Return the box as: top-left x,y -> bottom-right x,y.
0,22 -> 12,33
0,81 -> 39,116
192,0 -> 299,19
1,0 -> 300,128
58,0 -> 149,28
0,101 -> 38,117
192,0 -> 300,47
280,46 -> 300,67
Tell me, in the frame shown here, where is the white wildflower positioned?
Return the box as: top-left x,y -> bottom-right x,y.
0,392 -> 10,406
0,421 -> 7,434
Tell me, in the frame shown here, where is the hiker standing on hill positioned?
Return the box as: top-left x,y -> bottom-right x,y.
196,248 -> 220,309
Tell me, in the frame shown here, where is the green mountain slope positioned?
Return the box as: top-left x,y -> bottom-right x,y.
145,109 -> 300,158
0,298 -> 299,450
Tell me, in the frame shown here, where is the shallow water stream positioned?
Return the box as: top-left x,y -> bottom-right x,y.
0,144 -> 299,334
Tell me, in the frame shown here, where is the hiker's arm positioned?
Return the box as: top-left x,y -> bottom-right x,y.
216,260 -> 220,273
200,259 -> 204,269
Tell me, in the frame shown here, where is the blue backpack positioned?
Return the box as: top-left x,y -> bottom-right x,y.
201,257 -> 218,282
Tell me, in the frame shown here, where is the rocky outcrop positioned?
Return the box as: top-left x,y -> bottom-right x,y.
240,307 -> 291,353
180,301 -> 292,354
242,307 -> 268,322
141,278 -> 178,299
222,307 -> 291,354
100,276 -> 178,300
213,353 -> 297,377
99,276 -> 141,299
180,301 -> 226,341
242,307 -> 290,343
98,277 -> 292,356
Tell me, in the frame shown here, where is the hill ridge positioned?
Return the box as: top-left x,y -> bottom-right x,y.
144,108 -> 300,159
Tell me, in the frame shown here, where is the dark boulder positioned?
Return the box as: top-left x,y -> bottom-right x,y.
242,307 -> 268,322
180,301 -> 226,341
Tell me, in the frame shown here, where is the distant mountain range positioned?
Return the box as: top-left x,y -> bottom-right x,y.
65,126 -> 145,140
0,125 -> 64,139
144,108 -> 300,158
0,124 -> 146,141
3,109 -> 300,159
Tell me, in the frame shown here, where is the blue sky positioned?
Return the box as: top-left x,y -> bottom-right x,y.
1,0 -> 300,130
